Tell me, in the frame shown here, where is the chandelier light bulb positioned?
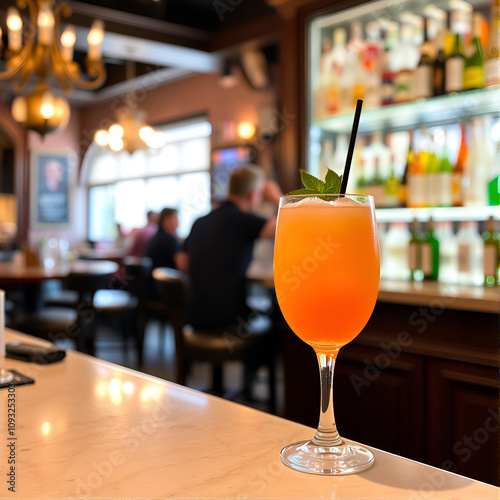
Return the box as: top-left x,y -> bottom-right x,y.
40,91 -> 56,119
109,124 -> 124,139
37,3 -> 55,46
61,26 -> 76,47
87,19 -> 104,60
7,8 -> 22,32
11,96 -> 27,123
7,7 -> 22,52
60,25 -> 76,62
109,137 -> 124,152
94,130 -> 110,147
139,126 -> 154,142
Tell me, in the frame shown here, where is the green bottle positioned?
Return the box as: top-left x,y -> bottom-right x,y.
464,14 -> 485,91
438,134 -> 453,207
409,218 -> 423,281
482,216 -> 499,286
421,217 -> 440,281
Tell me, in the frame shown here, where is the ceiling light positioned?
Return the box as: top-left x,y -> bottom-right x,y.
0,0 -> 107,136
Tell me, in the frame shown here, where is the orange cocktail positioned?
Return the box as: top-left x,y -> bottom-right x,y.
274,195 -> 380,348
273,194 -> 380,475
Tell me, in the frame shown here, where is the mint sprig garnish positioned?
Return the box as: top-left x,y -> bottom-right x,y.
287,168 -> 343,195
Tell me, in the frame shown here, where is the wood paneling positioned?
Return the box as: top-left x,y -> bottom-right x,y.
427,360 -> 500,486
336,345 -> 425,462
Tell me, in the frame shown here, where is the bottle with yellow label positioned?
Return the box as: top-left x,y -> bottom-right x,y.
463,13 -> 485,90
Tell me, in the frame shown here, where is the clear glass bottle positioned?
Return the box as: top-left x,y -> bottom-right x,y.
383,222 -> 411,281
408,218 -> 423,281
456,221 -> 484,286
436,220 -> 458,284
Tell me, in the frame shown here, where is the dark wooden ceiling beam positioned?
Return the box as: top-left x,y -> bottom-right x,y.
67,0 -> 214,51
212,13 -> 280,53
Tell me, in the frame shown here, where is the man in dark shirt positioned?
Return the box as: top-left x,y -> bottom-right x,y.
180,165 -> 281,329
145,208 -> 180,269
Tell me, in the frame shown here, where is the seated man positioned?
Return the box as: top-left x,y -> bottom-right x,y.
127,211 -> 158,258
145,208 -> 180,270
180,165 -> 282,330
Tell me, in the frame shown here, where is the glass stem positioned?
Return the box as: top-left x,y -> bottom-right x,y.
312,349 -> 342,448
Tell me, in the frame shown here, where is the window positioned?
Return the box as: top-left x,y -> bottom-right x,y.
87,118 -> 212,242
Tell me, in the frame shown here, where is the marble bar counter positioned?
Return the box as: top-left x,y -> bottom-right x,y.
1,330 -> 498,499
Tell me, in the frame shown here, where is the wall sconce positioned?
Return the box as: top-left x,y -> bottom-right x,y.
237,121 -> 256,140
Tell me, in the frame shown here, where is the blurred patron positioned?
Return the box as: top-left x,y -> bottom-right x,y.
127,211 -> 158,257
180,165 -> 282,329
145,208 -> 180,269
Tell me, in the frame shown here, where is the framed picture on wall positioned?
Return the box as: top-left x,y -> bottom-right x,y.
30,150 -> 71,227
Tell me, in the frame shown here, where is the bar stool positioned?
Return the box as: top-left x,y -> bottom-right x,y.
124,256 -> 177,365
153,267 -> 277,412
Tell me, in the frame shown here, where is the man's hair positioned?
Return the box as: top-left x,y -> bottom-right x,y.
228,164 -> 265,198
158,207 -> 177,227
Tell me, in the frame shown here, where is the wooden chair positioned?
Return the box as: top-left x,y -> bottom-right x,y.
153,267 -> 277,412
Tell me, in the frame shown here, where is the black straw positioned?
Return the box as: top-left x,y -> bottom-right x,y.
340,99 -> 363,195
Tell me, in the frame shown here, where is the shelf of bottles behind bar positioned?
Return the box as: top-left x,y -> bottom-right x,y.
314,0 -> 500,285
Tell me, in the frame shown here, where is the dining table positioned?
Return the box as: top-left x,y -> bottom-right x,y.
0,256 -> 119,311
1,329 -> 498,499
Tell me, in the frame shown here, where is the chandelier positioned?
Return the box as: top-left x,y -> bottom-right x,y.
0,0 -> 106,136
94,61 -> 165,154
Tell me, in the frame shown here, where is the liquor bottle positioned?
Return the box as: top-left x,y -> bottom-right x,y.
427,137 -> 441,207
436,220 -> 458,284
463,13 -> 485,90
363,21 -> 382,109
414,19 -> 434,100
484,0 -> 500,88
433,29 -> 447,96
384,154 -> 400,207
452,123 -> 467,207
407,152 -> 426,208
482,216 -> 499,286
384,222 -> 411,281
408,218 -> 423,281
445,32 -> 465,93
349,22 -> 366,108
456,221 -> 484,286
399,130 -> 413,206
340,23 -> 365,113
366,157 -> 385,207
326,28 -> 347,115
381,22 -> 397,106
393,23 -> 420,103
437,130 -> 453,207
488,141 -> 500,206
464,118 -> 489,206
315,38 -> 331,118
421,217 -> 440,280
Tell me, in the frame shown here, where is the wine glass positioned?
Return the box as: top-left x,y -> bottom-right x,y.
273,194 -> 380,475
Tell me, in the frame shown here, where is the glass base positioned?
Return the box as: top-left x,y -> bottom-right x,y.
281,438 -> 374,475
0,368 -> 14,384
